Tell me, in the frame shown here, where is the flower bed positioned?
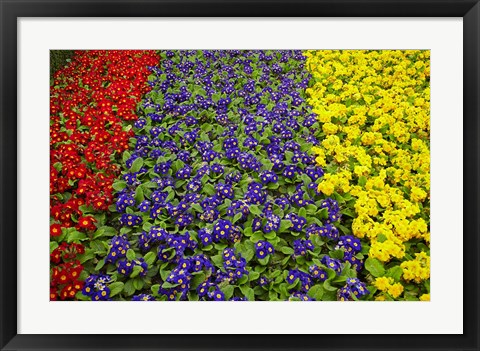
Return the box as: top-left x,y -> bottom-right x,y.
79,50 -> 372,301
305,50 -> 430,301
49,50 -> 159,300
50,49 -> 430,302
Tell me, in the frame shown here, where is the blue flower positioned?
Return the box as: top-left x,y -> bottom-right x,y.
132,294 -> 155,301
336,235 -> 362,254
259,170 -> 279,184
321,255 -> 342,274
82,274 -> 112,301
106,235 -> 130,263
255,240 -> 275,259
293,239 -> 314,257
138,200 -> 151,212
309,265 -> 328,281
198,228 -> 213,246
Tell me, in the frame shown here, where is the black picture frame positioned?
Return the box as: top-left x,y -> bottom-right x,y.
1,1 -> 478,350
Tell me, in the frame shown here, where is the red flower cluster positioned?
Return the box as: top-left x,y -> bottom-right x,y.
50,243 -> 85,300
49,50 -> 159,300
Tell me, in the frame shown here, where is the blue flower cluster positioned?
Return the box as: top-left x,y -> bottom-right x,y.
82,274 -> 112,301
335,235 -> 364,272
338,278 -> 370,301
106,235 -> 130,264
86,50 -> 369,302
117,258 -> 148,277
255,240 -> 275,259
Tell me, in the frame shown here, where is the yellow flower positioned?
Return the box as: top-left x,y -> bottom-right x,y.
388,283 -> 404,298
419,293 -> 430,301
410,186 -> 427,202
401,252 -> 430,283
361,132 -> 377,146
323,122 -> 339,135
374,277 -> 393,291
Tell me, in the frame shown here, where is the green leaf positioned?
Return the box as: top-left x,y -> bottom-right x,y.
249,205 -> 262,216
233,213 -> 243,224
151,284 -> 161,295
50,241 -> 59,254
191,203 -> 203,212
135,186 -> 145,203
130,265 -> 143,279
316,207 -> 329,220
386,266 -> 404,282
159,267 -> 170,281
239,285 -> 255,301
365,257 -> 386,277
299,207 -> 307,218
133,277 -> 144,291
93,226 -> 117,239
77,250 -> 95,264
53,162 -> 62,172
109,282 -> 124,297
203,183 -> 215,196
337,224 -> 351,235
329,249 -> 344,260
174,159 -> 185,172
142,181 -> 158,189
251,231 -> 264,242
249,271 -> 260,281
211,254 -> 224,268
122,150 -> 131,163
126,249 -> 136,261
123,280 -> 135,296
321,289 -> 337,301
191,272 -> 206,289
264,231 -> 276,240
358,176 -> 367,187
279,220 -> 291,233
323,279 -> 337,292
66,230 -> 87,243
131,158 -> 144,173
376,233 -> 388,243
75,290 -> 91,301
112,181 -> 127,192
258,256 -> 270,266
307,285 -> 324,300
341,208 -> 356,218
220,285 -> 235,299
243,227 -> 253,237
95,259 -> 106,271
212,92 -> 221,103
162,281 -> 180,289
144,252 -> 156,266
280,246 -> 294,255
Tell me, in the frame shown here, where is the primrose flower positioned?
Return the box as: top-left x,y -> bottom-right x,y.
255,240 -> 275,259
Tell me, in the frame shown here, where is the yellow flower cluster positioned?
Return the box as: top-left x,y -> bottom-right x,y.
400,252 -> 430,283
305,50 -> 430,300
374,277 -> 404,298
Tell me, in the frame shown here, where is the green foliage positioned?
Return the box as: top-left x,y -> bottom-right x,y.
50,50 -> 74,79
365,257 -> 386,277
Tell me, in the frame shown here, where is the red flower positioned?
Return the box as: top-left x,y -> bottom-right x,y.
50,288 -> 58,301
50,248 -> 62,264
76,216 -> 96,231
50,224 -> 62,237
68,265 -> 83,280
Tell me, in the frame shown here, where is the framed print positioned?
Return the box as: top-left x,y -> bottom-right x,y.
1,0 -> 479,350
